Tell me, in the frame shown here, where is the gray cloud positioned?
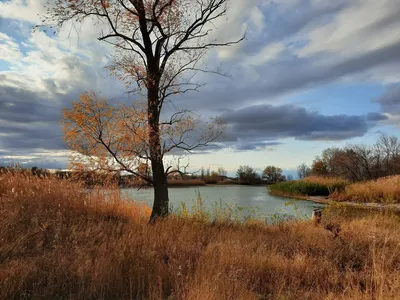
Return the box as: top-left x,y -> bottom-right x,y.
171,1 -> 400,114
367,112 -> 389,122
0,83 -> 76,152
0,84 -> 62,123
233,141 -> 282,151
241,0 -> 350,56
175,38 -> 400,113
220,104 -> 385,144
0,156 -> 67,169
375,84 -> 400,115
1,0 -> 399,168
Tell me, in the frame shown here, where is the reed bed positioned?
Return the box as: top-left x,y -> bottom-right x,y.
269,176 -> 348,198
331,175 -> 400,204
1,174 -> 400,299
167,179 -> 206,187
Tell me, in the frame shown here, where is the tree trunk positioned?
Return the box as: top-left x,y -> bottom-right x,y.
147,72 -> 169,222
150,159 -> 169,221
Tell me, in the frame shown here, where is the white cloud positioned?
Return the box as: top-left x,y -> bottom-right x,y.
0,28 -> 113,96
214,0 -> 259,60
297,0 -> 400,59
244,42 -> 285,66
249,6 -> 265,32
0,32 -> 22,62
0,0 -> 45,23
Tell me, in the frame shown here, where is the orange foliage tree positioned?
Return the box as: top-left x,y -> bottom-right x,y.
42,0 -> 241,221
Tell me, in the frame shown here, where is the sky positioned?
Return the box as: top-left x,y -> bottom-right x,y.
0,0 -> 400,177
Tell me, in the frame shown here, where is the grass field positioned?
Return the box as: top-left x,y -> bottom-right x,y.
1,174 -> 400,299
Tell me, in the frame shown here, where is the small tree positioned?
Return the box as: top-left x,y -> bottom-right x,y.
297,163 -> 311,179
236,165 -> 259,185
377,134 -> 400,176
262,165 -> 285,184
217,167 -> 227,177
311,158 -> 329,176
44,0 -> 243,221
200,167 -> 205,179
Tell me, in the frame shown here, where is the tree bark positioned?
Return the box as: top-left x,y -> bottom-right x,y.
147,71 -> 169,221
150,159 -> 169,221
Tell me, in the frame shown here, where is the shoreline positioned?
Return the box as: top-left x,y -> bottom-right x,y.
308,196 -> 400,212
268,188 -> 400,212
120,183 -> 269,189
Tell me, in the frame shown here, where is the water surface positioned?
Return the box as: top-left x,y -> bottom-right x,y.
122,185 -> 324,221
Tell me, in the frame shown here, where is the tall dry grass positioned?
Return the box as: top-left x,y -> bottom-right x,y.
1,174 -> 400,299
331,175 -> 400,204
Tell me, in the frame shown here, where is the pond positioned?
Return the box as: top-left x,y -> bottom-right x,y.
122,185 -> 325,222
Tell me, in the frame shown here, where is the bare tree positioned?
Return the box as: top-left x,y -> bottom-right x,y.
297,163 -> 311,179
217,167 -> 227,177
42,0 -> 243,221
377,134 -> 400,175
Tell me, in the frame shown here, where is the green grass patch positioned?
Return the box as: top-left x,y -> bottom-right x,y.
269,177 -> 348,198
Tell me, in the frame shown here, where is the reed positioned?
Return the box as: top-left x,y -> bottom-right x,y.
167,179 -> 206,186
331,175 -> 400,203
1,174 -> 400,299
269,176 -> 348,198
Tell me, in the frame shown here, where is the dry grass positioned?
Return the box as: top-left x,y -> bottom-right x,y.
331,175 -> 400,204
1,174 -> 400,299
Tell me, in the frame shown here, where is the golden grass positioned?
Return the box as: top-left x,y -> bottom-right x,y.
301,176 -> 349,187
331,175 -> 400,204
1,174 -> 400,299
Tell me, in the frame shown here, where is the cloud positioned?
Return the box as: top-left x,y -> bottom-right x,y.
1,0 -> 399,169
366,112 -> 389,122
0,25 -> 124,167
173,0 -> 400,114
174,35 -> 400,114
0,32 -> 22,62
233,141 -> 282,152
297,0 -> 400,59
0,0 -> 45,23
375,84 -> 400,125
220,104 -> 385,145
0,84 -> 67,152
0,155 -> 68,170
376,84 -> 400,115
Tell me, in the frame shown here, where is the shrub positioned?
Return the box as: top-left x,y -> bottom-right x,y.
269,176 -> 348,197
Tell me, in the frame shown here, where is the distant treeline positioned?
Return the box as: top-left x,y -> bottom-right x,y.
297,134 -> 400,182
5,134 -> 397,188
0,164 -> 287,187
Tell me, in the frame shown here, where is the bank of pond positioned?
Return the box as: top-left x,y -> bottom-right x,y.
269,175 -> 400,204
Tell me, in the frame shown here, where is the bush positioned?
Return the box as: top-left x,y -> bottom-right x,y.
269,176 -> 348,197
